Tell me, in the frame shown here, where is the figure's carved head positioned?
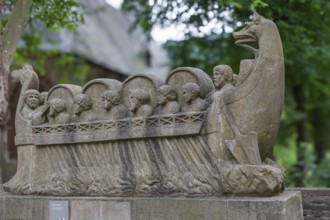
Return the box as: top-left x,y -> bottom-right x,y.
39,92 -> 49,106
182,83 -> 200,104
48,99 -> 66,117
129,89 -> 150,112
157,85 -> 178,105
213,65 -> 234,89
102,90 -> 121,111
73,94 -> 92,115
25,89 -> 40,110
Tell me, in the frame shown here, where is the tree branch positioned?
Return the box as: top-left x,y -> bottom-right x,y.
2,0 -> 33,71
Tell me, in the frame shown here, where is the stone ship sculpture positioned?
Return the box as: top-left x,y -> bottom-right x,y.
5,13 -> 286,197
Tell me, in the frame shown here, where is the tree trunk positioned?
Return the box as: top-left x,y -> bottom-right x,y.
0,0 -> 33,188
311,99 -> 329,164
0,48 -> 4,191
0,126 -> 4,192
0,1 -> 5,190
293,85 -> 308,187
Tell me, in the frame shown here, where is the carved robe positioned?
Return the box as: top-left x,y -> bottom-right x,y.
205,84 -> 235,161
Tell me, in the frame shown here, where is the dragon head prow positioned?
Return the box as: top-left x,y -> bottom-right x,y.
233,12 -> 266,56
233,12 -> 278,57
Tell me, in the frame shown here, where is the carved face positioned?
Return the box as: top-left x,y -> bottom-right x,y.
129,95 -> 141,112
182,88 -> 194,104
157,92 -> 167,105
48,100 -> 65,117
102,96 -> 113,111
26,94 -> 39,109
73,101 -> 84,115
213,68 -> 225,89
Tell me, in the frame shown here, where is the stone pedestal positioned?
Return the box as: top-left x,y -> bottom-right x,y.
0,191 -> 303,220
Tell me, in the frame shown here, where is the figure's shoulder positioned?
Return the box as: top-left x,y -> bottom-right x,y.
140,104 -> 153,117
57,113 -> 71,124
168,101 -> 181,113
82,110 -> 98,122
114,104 -> 129,119
63,113 -> 72,122
223,84 -> 235,92
197,98 -> 208,111
118,104 -> 129,112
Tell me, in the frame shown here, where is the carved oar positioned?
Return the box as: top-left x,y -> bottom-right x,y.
222,105 -> 262,165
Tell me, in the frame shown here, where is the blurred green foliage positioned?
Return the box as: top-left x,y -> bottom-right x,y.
30,0 -> 84,31
2,0 -> 89,85
13,31 -> 89,86
123,0 -> 330,187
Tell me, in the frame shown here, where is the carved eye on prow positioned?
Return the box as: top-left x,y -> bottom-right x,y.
245,21 -> 254,28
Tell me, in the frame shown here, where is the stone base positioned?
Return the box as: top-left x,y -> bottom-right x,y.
0,191 -> 303,220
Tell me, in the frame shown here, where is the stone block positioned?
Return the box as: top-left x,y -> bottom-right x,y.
3,194 -> 48,220
226,200 -> 251,220
179,199 -> 207,220
102,201 -> 131,220
204,199 -> 227,220
0,191 -> 303,220
289,188 -> 330,219
133,198 -> 179,220
70,200 -> 102,220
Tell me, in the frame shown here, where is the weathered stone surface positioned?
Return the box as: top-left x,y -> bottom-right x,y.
1,194 -> 48,220
289,188 -> 330,219
133,199 -> 179,220
70,200 -> 102,220
0,191 -> 303,220
6,12 -> 286,197
103,201 -> 131,220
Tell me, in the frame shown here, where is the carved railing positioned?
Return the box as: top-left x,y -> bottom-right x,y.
26,112 -> 206,145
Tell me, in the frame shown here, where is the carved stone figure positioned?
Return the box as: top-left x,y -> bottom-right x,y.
71,94 -> 98,122
39,91 -> 49,106
21,89 -> 41,120
48,99 -> 71,124
22,89 -> 51,126
6,13 -> 286,198
128,89 -> 153,117
156,85 -> 180,115
213,65 -> 235,93
100,90 -> 129,120
204,65 -> 237,161
182,83 -> 208,112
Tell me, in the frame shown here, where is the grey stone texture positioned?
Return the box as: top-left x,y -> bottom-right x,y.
0,191 -> 303,220
289,188 -> 330,220
5,13 -> 286,197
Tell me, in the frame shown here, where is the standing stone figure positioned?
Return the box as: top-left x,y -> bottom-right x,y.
128,89 -> 153,117
182,83 -> 208,112
48,99 -> 71,124
100,90 -> 129,120
156,85 -> 181,115
21,89 -> 41,120
71,94 -> 98,122
205,64 -> 237,161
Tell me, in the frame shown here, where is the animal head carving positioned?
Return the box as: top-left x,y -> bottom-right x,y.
233,12 -> 281,57
233,13 -> 262,52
